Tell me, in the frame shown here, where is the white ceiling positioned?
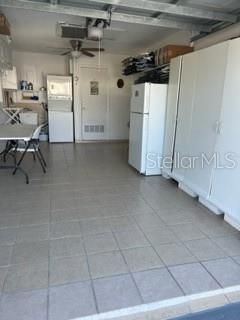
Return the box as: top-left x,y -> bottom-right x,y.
1,0 -> 239,56
2,6 -> 176,55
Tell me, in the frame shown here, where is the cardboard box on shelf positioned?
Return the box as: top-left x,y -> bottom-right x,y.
0,14 -> 10,35
155,45 -> 193,66
162,45 -> 193,64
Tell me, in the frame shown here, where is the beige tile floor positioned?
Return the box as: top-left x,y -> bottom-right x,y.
0,142 -> 240,320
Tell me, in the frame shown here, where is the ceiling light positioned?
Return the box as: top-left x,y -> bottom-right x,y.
71,50 -> 81,58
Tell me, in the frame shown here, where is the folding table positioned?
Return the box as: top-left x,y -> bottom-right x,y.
0,124 -> 36,184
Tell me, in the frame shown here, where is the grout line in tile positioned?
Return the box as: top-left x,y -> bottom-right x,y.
81,230 -> 100,314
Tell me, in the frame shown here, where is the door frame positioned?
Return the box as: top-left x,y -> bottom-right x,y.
73,64 -> 110,142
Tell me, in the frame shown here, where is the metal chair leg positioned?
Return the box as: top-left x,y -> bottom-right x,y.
38,147 -> 47,167
12,141 -> 30,175
36,151 -> 46,173
32,143 -> 46,173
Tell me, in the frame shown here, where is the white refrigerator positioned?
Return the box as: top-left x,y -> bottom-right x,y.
128,83 -> 167,175
47,75 -> 74,143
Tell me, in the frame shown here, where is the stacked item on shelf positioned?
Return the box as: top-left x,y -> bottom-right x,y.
0,14 -> 10,35
155,45 -> 193,65
135,64 -> 170,85
122,52 -> 155,75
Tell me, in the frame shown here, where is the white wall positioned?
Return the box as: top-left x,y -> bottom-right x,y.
73,53 -> 133,141
12,51 -> 133,141
12,51 -> 68,90
143,30 -> 192,52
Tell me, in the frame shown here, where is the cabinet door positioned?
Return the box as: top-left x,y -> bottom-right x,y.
2,66 -> 17,90
172,51 -> 198,181
183,42 -> 229,198
162,56 -> 182,175
210,39 -> 240,225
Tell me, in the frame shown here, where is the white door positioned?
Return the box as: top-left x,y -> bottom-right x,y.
128,112 -> 148,173
183,42 -> 229,198
172,51 -> 199,182
80,67 -> 108,140
210,39 -> 240,226
131,83 -> 150,114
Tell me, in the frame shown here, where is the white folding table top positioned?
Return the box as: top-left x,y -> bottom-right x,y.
0,124 -> 36,141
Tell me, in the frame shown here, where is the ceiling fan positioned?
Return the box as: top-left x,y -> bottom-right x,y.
60,39 -> 104,58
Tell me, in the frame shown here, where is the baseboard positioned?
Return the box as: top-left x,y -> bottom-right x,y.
224,214 -> 240,231
199,197 -> 223,215
75,140 -> 128,144
162,172 -> 171,179
179,182 -> 198,198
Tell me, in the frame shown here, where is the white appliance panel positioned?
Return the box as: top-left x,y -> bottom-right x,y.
130,83 -> 150,114
47,75 -> 72,100
146,84 -> 167,175
128,112 -> 149,174
48,111 -> 74,143
48,100 -> 72,112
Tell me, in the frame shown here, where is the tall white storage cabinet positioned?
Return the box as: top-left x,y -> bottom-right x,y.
172,51 -> 199,183
182,42 -> 229,198
163,38 -> 240,230
209,38 -> 240,229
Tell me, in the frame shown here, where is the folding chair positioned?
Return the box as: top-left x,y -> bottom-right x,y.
10,123 -> 47,173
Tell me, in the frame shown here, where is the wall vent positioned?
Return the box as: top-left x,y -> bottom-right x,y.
84,125 -> 104,133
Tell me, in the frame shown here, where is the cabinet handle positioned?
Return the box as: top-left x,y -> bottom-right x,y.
214,121 -> 219,133
218,121 -> 223,134
215,121 -> 222,134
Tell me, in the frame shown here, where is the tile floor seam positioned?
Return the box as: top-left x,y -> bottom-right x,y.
1,229 -> 20,292
81,229 -> 100,314
46,230 -> 50,320
199,260 -> 224,289
112,229 -> 145,305
130,214 -> 186,267
210,236 -> 238,256
232,256 -> 240,266
181,240 -> 225,263
161,264 -> 187,297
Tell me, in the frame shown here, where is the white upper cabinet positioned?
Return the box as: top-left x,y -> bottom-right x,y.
183,42 -> 229,198
209,38 -> 240,227
2,66 -> 17,90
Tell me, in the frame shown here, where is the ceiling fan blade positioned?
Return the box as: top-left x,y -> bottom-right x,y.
81,48 -> 104,52
46,47 -> 71,50
61,51 -> 71,56
81,50 -> 95,57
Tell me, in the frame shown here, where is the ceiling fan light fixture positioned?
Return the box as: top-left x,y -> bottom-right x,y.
88,26 -> 103,40
71,50 -> 81,58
